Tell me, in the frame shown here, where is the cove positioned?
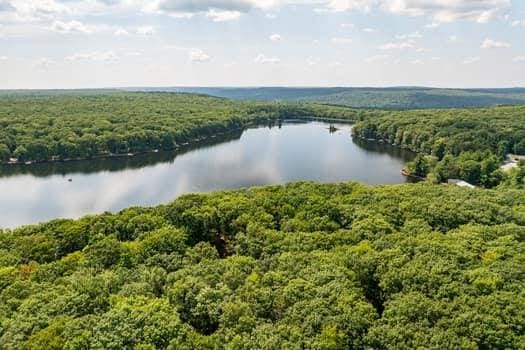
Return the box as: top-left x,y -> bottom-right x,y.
0,121 -> 414,228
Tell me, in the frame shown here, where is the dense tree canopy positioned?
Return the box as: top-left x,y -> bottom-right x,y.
1,182 -> 524,349
352,105 -> 525,187
0,92 -> 357,164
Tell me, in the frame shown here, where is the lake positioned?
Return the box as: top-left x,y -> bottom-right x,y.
0,121 -> 414,228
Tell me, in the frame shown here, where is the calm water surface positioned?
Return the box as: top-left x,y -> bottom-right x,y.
0,122 -> 414,228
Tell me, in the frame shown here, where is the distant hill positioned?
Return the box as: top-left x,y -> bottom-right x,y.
3,87 -> 525,109
122,87 -> 525,109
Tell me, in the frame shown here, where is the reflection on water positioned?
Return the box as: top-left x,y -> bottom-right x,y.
0,122 -> 414,228
352,137 -> 416,160
0,129 -> 245,178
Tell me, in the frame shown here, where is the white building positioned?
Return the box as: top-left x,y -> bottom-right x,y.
447,179 -> 476,189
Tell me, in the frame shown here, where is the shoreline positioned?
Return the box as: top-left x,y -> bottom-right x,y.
3,127 -> 248,167
355,135 -> 524,182
1,116 -> 356,167
353,135 -> 426,181
353,134 -> 420,177
353,135 -> 421,154
400,168 -> 426,181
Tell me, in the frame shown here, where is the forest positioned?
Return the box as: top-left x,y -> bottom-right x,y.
351,105 -> 525,187
0,92 -> 357,164
2,92 -> 524,187
1,182 -> 524,349
1,92 -> 525,349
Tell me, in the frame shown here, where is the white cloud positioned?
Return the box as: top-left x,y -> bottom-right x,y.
65,51 -> 118,62
2,0 -> 514,26
448,35 -> 458,43
481,38 -> 510,49
306,56 -> 319,65
410,59 -> 423,65
511,20 -> 525,27
152,0 -> 254,14
114,26 -> 158,36
150,0 -> 255,19
331,36 -> 353,44
150,0 -> 373,18
0,55 -> 7,60
463,56 -> 480,64
416,47 -> 431,53
363,27 -> 376,33
431,56 -> 441,61
512,56 -> 525,63
49,20 -> 92,34
143,0 -> 513,24
136,26 -> 154,36
2,0 -> 126,24
164,45 -> 211,62
114,27 -> 129,36
254,53 -> 280,64
340,22 -> 354,28
269,33 -> 281,41
7,0 -> 70,22
206,9 -> 241,21
189,49 -> 210,62
150,0 -> 374,20
396,31 -> 422,40
424,21 -> 440,28
382,0 -> 511,24
365,54 -> 389,63
314,0 -> 375,13
378,41 -> 413,50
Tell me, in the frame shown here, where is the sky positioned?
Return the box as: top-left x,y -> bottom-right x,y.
1,0 -> 524,89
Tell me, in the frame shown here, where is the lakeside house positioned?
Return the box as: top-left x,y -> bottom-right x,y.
501,154 -> 525,172
509,154 -> 525,162
448,179 -> 476,189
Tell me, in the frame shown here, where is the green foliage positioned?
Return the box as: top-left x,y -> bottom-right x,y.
1,182 -> 524,349
0,92 -> 357,164
5,91 -> 521,190
352,105 -> 525,187
0,144 -> 10,162
500,166 -> 525,189
406,154 -> 436,177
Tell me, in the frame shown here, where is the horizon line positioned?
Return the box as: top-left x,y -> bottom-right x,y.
2,85 -> 525,91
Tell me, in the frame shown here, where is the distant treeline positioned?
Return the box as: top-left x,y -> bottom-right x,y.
352,105 -> 525,188
0,93 -> 357,164
133,86 -> 525,109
